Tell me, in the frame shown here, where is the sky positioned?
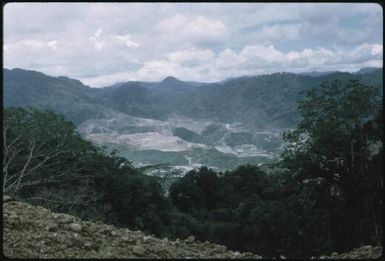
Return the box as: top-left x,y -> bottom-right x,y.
3,3 -> 383,87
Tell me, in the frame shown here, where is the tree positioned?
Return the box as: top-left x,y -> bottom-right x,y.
3,107 -> 95,195
3,107 -> 174,236
282,79 -> 382,251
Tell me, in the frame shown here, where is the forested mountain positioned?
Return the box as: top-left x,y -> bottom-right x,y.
4,67 -> 383,171
4,67 -> 382,128
3,68 -> 113,124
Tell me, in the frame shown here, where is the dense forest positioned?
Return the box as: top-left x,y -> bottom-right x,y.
3,79 -> 383,258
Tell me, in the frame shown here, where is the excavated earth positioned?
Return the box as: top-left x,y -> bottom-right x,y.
3,195 -> 383,259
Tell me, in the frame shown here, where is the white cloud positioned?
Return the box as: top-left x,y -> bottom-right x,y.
47,40 -> 58,50
167,48 -> 215,65
136,60 -> 181,81
80,71 -> 138,87
253,23 -> 301,43
88,28 -> 140,51
157,14 -> 187,32
89,28 -> 105,50
296,3 -> 382,46
156,14 -> 229,45
94,28 -> 102,37
129,43 -> 383,85
240,45 -> 286,63
115,35 -> 140,48
371,44 -> 383,56
4,39 -> 59,52
216,48 -> 245,68
3,3 -> 382,86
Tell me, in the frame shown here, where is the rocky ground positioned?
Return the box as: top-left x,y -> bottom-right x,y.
3,195 -> 262,259
3,195 -> 382,259
320,245 -> 383,259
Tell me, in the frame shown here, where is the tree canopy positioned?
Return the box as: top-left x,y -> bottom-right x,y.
3,77 -> 382,258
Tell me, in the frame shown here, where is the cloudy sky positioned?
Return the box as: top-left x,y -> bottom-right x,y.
4,3 -> 383,87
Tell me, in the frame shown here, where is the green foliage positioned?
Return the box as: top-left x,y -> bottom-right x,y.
166,79 -> 382,257
282,79 -> 383,252
170,167 -> 220,211
167,164 -> 332,257
3,107 -> 173,237
3,107 -> 96,195
171,127 -> 204,143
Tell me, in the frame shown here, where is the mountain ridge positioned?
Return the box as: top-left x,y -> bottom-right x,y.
4,67 -> 382,171
4,66 -> 382,88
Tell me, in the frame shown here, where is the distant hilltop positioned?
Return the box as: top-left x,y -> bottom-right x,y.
3,66 -> 382,87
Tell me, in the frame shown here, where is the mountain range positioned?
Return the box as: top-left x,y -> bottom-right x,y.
3,67 -> 383,171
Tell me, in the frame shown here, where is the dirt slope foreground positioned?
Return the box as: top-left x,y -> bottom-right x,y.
320,245 -> 382,259
3,196 -> 263,259
3,196 -> 383,259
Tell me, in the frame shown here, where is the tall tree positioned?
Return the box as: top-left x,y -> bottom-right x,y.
282,79 -> 382,251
